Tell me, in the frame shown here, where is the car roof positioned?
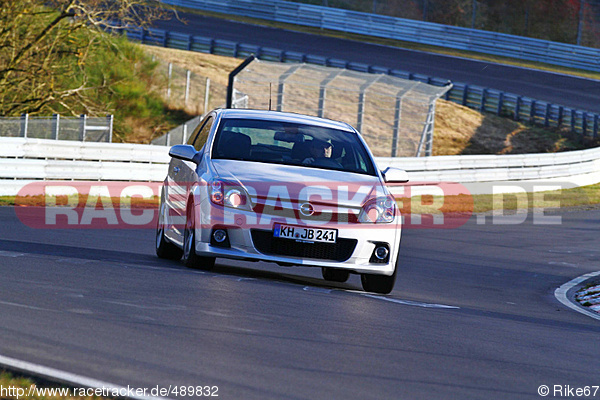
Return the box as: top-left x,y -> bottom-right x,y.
216,109 -> 355,132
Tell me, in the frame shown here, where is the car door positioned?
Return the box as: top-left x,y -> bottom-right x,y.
165,115 -> 215,244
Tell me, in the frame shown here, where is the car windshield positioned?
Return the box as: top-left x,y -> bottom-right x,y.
211,118 -> 377,176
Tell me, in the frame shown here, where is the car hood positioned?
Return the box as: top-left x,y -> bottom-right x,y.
211,159 -> 386,209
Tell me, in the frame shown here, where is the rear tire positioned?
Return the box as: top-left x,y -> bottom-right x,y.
156,201 -> 183,260
182,204 -> 215,271
322,267 -> 350,283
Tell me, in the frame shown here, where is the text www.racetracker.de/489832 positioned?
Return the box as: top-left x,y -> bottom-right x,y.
0,384 -> 219,398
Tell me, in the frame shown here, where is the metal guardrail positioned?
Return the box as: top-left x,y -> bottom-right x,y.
160,0 -> 600,73
1,138 -> 599,196
0,138 -> 170,186
125,27 -> 600,139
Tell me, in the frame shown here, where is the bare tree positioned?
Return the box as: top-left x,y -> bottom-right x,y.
0,0 -> 168,116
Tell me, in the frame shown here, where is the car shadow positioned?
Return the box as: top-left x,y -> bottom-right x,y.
0,238 -> 362,293
205,260 -> 362,293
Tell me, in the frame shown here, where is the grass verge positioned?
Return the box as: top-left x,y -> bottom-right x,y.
403,183 -> 600,215
0,371 -> 112,400
1,184 -> 599,215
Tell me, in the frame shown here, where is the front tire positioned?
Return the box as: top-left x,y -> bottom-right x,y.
182,203 -> 215,271
361,244 -> 400,294
360,271 -> 396,294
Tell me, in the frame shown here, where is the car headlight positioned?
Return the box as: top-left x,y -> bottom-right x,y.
358,196 -> 396,223
209,180 -> 252,210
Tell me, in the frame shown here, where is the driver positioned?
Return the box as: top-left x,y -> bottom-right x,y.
303,139 -> 333,165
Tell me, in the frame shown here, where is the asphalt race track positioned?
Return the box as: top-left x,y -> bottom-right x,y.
152,12 -> 600,114
2,14 -> 600,399
1,206 -> 599,399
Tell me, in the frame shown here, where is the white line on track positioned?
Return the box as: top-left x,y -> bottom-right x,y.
0,300 -> 53,312
0,355 -> 170,400
362,294 -> 460,309
302,286 -> 460,309
0,251 -> 24,257
555,271 -> 600,322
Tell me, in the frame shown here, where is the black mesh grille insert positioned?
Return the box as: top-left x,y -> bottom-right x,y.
251,229 -> 357,262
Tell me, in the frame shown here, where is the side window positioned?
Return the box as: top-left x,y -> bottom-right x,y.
186,120 -> 202,146
192,117 -> 214,151
186,116 -> 214,148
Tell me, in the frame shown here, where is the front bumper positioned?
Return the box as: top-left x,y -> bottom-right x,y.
193,202 -> 402,275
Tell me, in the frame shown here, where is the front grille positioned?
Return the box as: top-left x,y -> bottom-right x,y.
251,229 -> 357,262
251,203 -> 358,223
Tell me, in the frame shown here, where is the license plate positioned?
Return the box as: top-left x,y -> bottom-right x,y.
273,223 -> 337,243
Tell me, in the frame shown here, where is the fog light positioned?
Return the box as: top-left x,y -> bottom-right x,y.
213,229 -> 227,243
375,246 -> 389,260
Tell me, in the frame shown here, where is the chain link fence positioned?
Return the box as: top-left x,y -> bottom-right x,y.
231,59 -> 451,157
152,58 -> 228,116
0,114 -> 113,142
150,58 -> 232,145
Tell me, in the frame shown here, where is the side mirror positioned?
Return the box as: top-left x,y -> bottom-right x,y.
169,145 -> 202,164
382,167 -> 409,183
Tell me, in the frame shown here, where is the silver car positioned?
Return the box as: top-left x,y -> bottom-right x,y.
156,109 -> 408,294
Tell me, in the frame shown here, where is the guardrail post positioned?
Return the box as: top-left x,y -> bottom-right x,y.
188,35 -> 193,51
582,113 -> 588,136
571,109 -> 577,132
53,114 -> 60,140
20,113 -> 28,138
514,96 -> 521,121
530,100 -> 536,123
209,39 -> 215,54
480,88 -> 487,112
462,85 -> 469,106
496,92 -> 504,116
594,115 -> 599,138
558,106 -> 564,127
544,104 -> 551,127
140,28 -> 145,44
163,31 -> 169,47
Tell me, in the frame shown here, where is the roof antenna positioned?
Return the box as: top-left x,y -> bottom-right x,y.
268,83 -> 272,111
